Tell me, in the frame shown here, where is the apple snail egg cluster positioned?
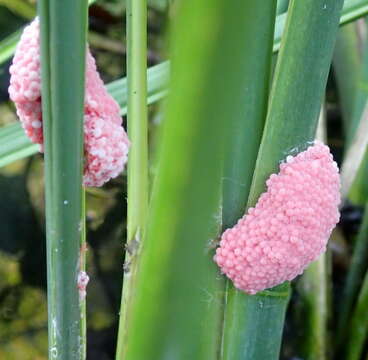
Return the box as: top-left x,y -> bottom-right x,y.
8,18 -> 130,187
214,142 -> 341,294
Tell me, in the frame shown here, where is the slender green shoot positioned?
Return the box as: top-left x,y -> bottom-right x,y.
115,0 -> 148,358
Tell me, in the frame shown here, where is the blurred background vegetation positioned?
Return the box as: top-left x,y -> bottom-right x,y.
0,0 -> 368,359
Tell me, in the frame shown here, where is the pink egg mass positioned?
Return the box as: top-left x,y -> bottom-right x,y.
8,19 -> 130,187
214,142 -> 341,295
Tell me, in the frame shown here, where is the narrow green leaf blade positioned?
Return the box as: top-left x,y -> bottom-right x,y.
273,0 -> 368,53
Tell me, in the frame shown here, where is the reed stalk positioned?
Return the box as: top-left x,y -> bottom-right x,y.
115,0 -> 148,358
38,1 -> 88,358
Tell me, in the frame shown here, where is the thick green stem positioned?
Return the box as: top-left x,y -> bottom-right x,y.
120,0 -> 256,358
220,1 -> 279,358
38,1 -> 88,359
115,0 -> 148,358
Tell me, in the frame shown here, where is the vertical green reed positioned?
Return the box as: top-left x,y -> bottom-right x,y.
115,0 -> 148,358
38,0 -> 88,359
220,0 -> 278,355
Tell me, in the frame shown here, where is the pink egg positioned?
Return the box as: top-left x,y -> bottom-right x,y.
9,19 -> 130,187
214,142 -> 341,294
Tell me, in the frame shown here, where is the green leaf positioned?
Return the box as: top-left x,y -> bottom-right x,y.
221,1 -> 344,359
340,0 -> 368,24
273,0 -> 368,53
0,0 -> 36,19
38,0 -> 88,358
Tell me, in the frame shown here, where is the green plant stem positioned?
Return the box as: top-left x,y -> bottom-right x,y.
121,0 -> 255,358
222,1 -> 276,230
38,0 -> 88,358
221,0 -> 278,357
115,0 -> 148,358
221,1 -> 344,359
337,203 -> 368,348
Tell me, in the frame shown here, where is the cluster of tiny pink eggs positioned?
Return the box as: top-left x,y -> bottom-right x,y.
8,18 -> 130,187
214,143 -> 341,294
